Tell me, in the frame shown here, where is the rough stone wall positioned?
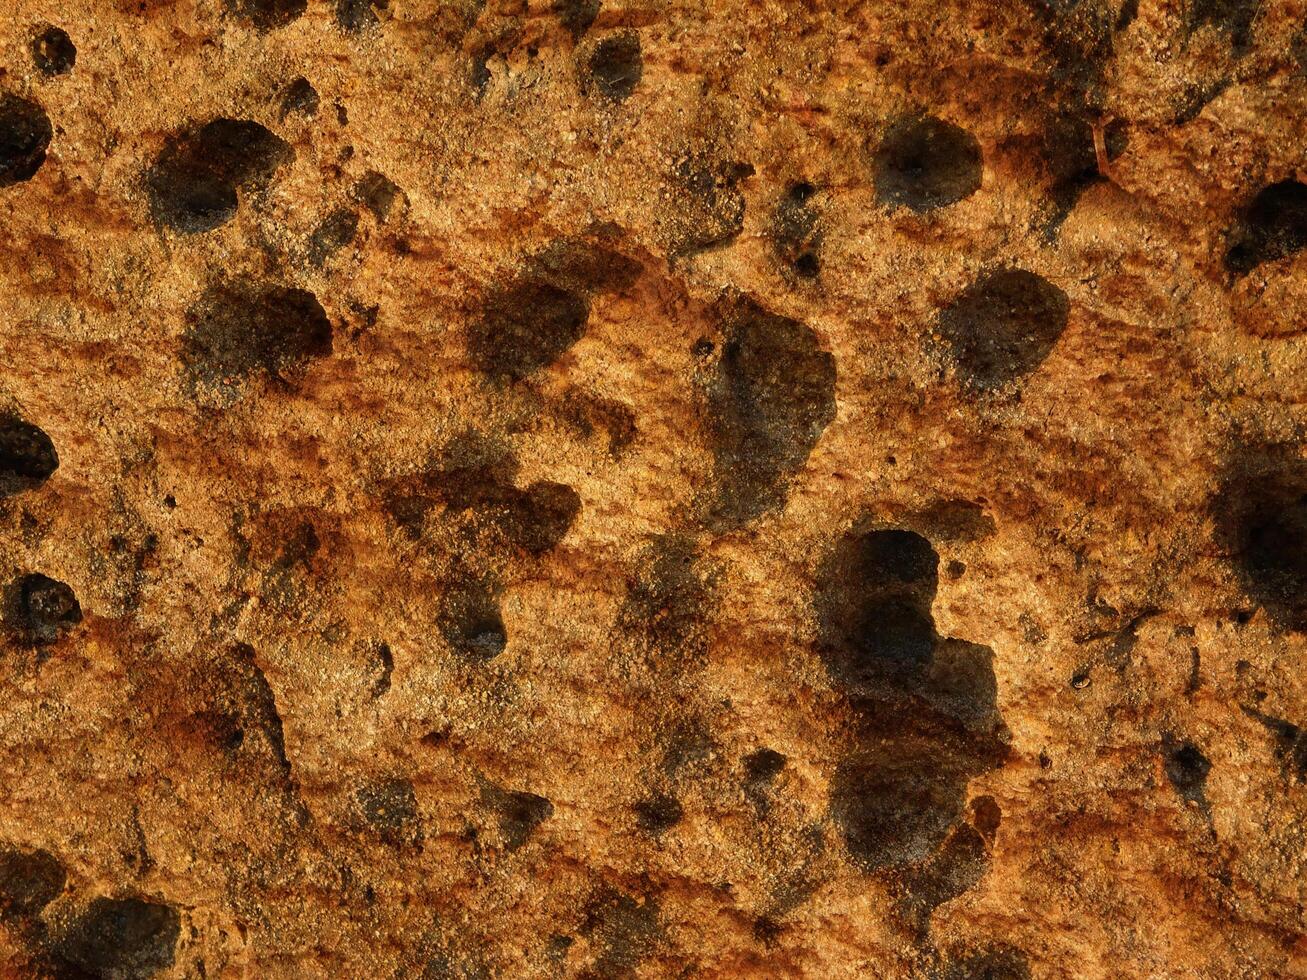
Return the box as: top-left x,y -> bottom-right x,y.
0,0 -> 1306,977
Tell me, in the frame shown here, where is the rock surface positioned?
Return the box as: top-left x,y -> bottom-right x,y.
1,0 -> 1306,977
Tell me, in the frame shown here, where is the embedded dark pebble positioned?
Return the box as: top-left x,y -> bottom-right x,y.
439,575 -> 508,662
0,418 -> 58,497
146,118 -> 292,234
936,268 -> 1070,390
31,26 -> 76,76
0,94 -> 53,187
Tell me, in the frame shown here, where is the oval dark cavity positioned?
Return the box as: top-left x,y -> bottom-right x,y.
873,115 -> 982,213
54,897 -> 180,978
336,0 -> 388,32
0,418 -> 58,496
13,572 -> 82,646
588,33 -> 642,102
0,95 -> 53,187
279,77 -> 319,120
701,300 -> 836,530
1224,180 -> 1307,276
1217,453 -> 1307,631
633,793 -> 683,833
31,26 -> 76,76
147,118 -> 292,234
666,153 -> 751,257
439,578 -> 508,662
469,278 -> 590,382
182,281 -> 332,394
1165,741 -> 1211,805
227,0 -> 306,30
356,777 -> 419,844
937,268 -> 1070,390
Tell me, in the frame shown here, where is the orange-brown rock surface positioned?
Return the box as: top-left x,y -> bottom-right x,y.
1,0 -> 1306,977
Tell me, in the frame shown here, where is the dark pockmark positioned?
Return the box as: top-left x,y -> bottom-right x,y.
1215,449 -> 1307,630
873,115 -> 982,213
659,719 -> 714,775
1043,111 -> 1127,232
354,170 -> 402,221
896,822 -> 990,930
936,269 -> 1070,390
481,782 -> 553,849
665,152 -> 752,257
226,0 -> 306,31
371,641 -> 394,697
817,527 -> 1008,873
1242,705 -> 1307,781
31,26 -> 76,76
0,847 -> 65,920
772,181 -> 822,279
633,793 -> 683,833
1187,0 -> 1259,54
937,943 -> 1032,980
146,118 -> 292,234
526,234 -> 643,298
385,432 -> 581,555
556,0 -> 600,39
439,575 -> 507,662
1028,0 -> 1119,111
336,0 -> 388,32
586,33 -> 642,103
699,299 -> 836,530
181,281 -> 331,397
307,207 -> 359,266
0,95 -> 52,187
580,891 -> 664,977
559,391 -> 638,458
356,778 -> 420,845
971,795 -> 1002,840
1163,738 -> 1211,809
9,572 -> 81,646
53,897 -> 180,979
1223,181 -> 1307,277
0,418 -> 58,497
744,748 -> 786,812
279,77 -> 319,120
468,279 -> 590,382
618,536 -> 711,671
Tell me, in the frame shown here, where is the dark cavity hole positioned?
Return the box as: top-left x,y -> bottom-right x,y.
936,268 -> 1070,390
468,278 -> 590,382
227,0 -> 307,30
873,115 -> 982,213
1224,180 -> 1307,277
0,418 -> 58,496
54,897 -> 180,979
0,94 -> 53,187
31,26 -> 76,76
12,572 -> 82,646
587,33 -> 643,103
